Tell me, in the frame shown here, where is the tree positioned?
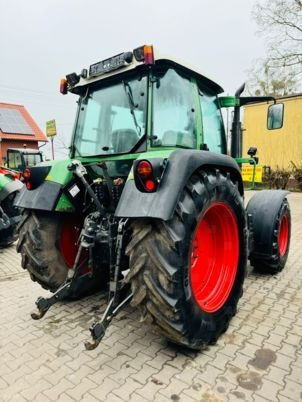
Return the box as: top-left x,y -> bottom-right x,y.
253,0 -> 302,73
246,61 -> 299,96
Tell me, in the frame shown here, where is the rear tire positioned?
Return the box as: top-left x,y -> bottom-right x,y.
17,210 -> 108,297
0,193 -> 20,248
126,169 -> 247,349
250,199 -> 291,274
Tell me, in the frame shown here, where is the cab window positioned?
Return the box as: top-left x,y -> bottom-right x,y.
152,69 -> 196,149
23,153 -> 42,167
199,89 -> 226,154
8,152 -> 23,170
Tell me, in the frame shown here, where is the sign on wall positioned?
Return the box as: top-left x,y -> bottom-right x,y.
242,164 -> 263,183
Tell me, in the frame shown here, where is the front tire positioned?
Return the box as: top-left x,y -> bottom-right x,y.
126,169 -> 247,349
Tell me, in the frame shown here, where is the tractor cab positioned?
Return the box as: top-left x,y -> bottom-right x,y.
62,45 -> 227,160
6,148 -> 43,172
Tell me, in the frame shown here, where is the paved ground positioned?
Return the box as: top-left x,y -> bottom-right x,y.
0,192 -> 301,402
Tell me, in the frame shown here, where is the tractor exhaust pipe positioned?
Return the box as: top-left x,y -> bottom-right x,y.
231,83 -> 245,158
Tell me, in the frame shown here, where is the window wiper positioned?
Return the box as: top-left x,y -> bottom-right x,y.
122,81 -> 142,137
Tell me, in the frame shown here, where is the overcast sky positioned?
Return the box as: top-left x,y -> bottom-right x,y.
0,0 -> 265,159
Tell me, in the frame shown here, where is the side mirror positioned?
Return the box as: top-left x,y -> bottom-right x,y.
267,103 -> 284,130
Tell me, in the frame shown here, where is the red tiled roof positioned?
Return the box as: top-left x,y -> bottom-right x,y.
0,102 -> 48,142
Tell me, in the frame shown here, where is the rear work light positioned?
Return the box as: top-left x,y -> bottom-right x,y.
135,160 -> 157,192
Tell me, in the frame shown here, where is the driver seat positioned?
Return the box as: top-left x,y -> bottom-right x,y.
111,129 -> 138,153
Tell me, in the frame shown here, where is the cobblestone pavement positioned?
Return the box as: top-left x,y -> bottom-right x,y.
0,192 -> 301,402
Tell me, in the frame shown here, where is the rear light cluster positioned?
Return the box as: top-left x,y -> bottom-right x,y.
135,160 -> 157,192
22,166 -> 51,191
23,168 -> 32,189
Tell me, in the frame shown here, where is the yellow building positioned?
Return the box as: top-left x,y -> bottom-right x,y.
242,94 -> 302,169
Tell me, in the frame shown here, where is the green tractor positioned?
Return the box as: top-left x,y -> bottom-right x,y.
15,45 -> 291,350
0,148 -> 43,247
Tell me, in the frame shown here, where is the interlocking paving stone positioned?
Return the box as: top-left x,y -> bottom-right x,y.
0,191 -> 301,401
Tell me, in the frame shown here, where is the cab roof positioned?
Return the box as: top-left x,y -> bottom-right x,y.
69,46 -> 224,95
7,148 -> 42,154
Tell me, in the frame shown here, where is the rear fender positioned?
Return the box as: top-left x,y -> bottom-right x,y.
246,190 -> 289,258
0,176 -> 23,203
14,160 -> 76,212
115,149 -> 243,220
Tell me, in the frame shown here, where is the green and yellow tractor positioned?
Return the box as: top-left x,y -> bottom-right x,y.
15,46 -> 291,350
0,148 -> 43,247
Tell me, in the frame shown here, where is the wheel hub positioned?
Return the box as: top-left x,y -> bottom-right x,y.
278,214 -> 289,257
190,202 -> 239,313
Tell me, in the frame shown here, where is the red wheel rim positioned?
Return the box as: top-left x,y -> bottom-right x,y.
278,214 -> 289,257
60,217 -> 88,271
190,202 -> 239,313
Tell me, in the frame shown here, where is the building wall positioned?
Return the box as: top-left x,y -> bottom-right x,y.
242,96 -> 302,169
0,140 -> 39,164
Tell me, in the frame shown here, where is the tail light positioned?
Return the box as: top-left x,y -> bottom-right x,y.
22,166 -> 51,191
135,160 -> 157,192
23,168 -> 32,189
23,168 -> 31,180
137,160 -> 153,178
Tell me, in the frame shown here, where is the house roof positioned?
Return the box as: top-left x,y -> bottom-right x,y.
0,102 -> 47,142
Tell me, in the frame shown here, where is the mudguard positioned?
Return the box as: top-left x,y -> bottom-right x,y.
14,181 -> 62,211
246,190 -> 289,258
0,176 -> 23,232
0,177 -> 23,202
115,149 -> 243,220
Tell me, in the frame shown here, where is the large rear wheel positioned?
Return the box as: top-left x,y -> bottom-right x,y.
17,211 -> 107,296
0,193 -> 20,248
126,169 -> 247,349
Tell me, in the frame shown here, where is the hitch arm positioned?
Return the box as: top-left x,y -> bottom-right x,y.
31,268 -> 89,320
85,218 -> 130,350
85,290 -> 132,350
31,280 -> 77,320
